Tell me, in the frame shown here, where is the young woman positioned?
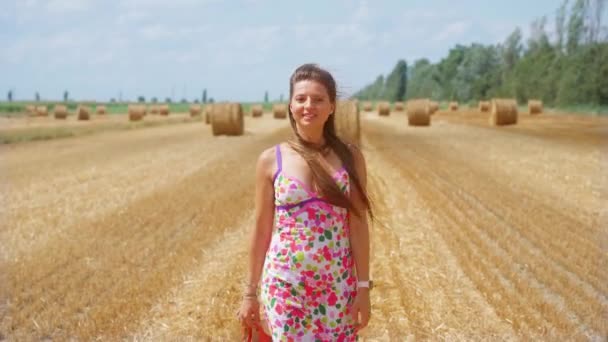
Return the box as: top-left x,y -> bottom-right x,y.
237,64 -> 373,341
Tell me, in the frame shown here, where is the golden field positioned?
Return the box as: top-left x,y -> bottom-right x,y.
0,108 -> 606,341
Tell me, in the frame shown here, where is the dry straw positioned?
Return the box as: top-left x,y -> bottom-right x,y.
77,105 -> 91,120
406,99 -> 431,126
335,100 -> 361,146
377,101 -> 390,116
36,106 -> 48,117
96,105 -> 107,115
159,104 -> 170,116
54,105 -> 68,119
478,101 -> 490,113
204,104 -> 213,124
449,101 -> 459,111
273,103 -> 287,119
394,101 -> 405,112
211,102 -> 244,136
490,98 -> 518,126
189,104 -> 202,117
362,101 -> 373,112
250,104 -> 263,118
428,101 -> 439,115
528,100 -> 543,115
149,105 -> 159,114
128,105 -> 146,121
25,104 -> 36,116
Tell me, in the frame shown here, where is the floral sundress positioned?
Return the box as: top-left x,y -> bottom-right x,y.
260,144 -> 358,341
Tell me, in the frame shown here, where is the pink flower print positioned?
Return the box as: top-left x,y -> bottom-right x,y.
328,292 -> 338,306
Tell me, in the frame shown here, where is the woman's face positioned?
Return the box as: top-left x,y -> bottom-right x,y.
289,80 -> 335,130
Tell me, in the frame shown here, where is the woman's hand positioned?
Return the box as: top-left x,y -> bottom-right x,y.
351,289 -> 371,332
236,297 -> 261,329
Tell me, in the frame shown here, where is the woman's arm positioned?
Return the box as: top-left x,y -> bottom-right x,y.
348,145 -> 370,283
245,148 -> 276,288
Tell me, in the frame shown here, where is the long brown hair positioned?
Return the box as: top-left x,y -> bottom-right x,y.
287,63 -> 374,221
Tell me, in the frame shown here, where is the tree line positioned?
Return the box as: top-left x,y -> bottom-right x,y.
354,0 -> 607,108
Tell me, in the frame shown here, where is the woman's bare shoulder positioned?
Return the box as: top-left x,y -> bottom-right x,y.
257,144 -> 280,177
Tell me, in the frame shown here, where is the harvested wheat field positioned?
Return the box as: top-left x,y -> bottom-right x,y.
0,110 -> 606,341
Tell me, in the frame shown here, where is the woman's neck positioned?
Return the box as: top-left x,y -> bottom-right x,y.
296,126 -> 325,146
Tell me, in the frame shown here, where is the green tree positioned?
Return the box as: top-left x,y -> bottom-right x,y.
264,91 -> 269,103
566,0 -> 585,53
202,89 -> 207,103
7,90 -> 12,102
63,90 -> 69,102
384,59 -> 408,101
137,96 -> 146,103
35,92 -> 40,101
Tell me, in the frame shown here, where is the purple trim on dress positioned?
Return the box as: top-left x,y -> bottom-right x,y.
276,197 -> 323,211
272,144 -> 282,184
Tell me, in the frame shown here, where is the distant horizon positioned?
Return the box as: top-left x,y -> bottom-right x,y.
2,0 -> 575,102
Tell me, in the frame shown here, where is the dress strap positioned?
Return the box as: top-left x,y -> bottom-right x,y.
272,144 -> 282,183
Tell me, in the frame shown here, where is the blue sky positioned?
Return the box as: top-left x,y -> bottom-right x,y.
1,0 -> 565,102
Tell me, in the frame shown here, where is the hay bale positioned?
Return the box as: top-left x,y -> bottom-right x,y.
159,104 -> 170,116
528,99 -> 543,115
377,101 -> 390,116
96,105 -> 107,115
273,104 -> 287,119
449,101 -> 459,111
362,101 -> 373,112
204,104 -> 213,124
335,100 -> 361,146
77,105 -> 91,120
478,101 -> 490,113
490,99 -> 518,126
25,105 -> 36,116
54,105 -> 68,119
394,101 -> 405,112
36,106 -> 48,117
428,101 -> 439,115
149,105 -> 159,114
250,104 -> 263,118
406,99 -> 431,126
128,105 -> 145,121
211,102 -> 244,136
189,104 -> 202,117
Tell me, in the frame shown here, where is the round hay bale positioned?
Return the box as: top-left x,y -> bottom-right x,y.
96,105 -> 107,115
449,101 -> 459,111
204,104 -> 213,124
406,99 -> 431,126
377,101 -> 390,116
54,105 -> 68,119
428,101 -> 439,115
394,101 -> 405,112
128,105 -> 145,121
211,102 -> 244,136
362,101 -> 373,112
478,101 -> 490,113
77,105 -> 91,120
250,104 -> 263,118
36,106 -> 48,117
159,104 -> 170,116
528,99 -> 543,115
490,99 -> 518,126
25,105 -> 36,116
189,104 -> 202,117
273,103 -> 287,119
335,100 -> 361,146
149,105 -> 159,114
